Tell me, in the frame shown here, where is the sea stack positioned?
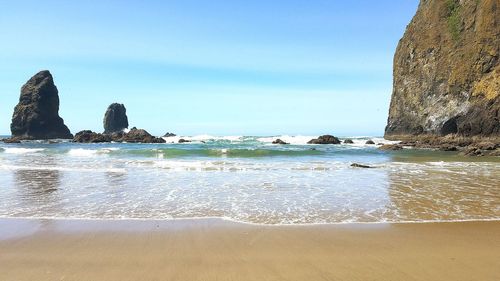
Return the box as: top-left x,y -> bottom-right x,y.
10,70 -> 73,139
103,103 -> 129,134
385,0 -> 499,139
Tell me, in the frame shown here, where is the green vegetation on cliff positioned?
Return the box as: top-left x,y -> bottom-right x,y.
446,0 -> 462,41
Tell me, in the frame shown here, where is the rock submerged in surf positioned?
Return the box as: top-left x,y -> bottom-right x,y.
178,138 -> 191,143
350,163 -> 372,168
378,144 -> 403,151
307,135 -> 340,144
9,70 -> 73,140
343,139 -> 354,144
365,140 -> 375,144
103,103 -> 128,134
272,138 -> 289,145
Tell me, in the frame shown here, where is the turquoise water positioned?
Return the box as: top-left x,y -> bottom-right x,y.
0,135 -> 499,224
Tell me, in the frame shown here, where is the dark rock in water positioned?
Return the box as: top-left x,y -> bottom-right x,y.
438,145 -> 458,152
378,144 -> 403,151
103,103 -> 128,134
109,131 -> 125,141
10,70 -> 73,139
1,137 -> 22,143
365,140 -> 375,145
178,138 -> 191,143
272,139 -> 289,145
121,127 -> 165,143
461,147 -> 484,156
73,130 -> 111,143
163,132 -> 176,137
307,135 -> 341,144
343,139 -> 354,144
385,0 -> 499,139
351,163 -> 373,168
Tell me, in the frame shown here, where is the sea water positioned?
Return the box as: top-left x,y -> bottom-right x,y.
0,135 -> 498,224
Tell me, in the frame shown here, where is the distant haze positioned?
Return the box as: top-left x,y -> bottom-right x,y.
0,0 -> 419,136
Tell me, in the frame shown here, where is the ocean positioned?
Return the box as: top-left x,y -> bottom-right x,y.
0,135 -> 499,225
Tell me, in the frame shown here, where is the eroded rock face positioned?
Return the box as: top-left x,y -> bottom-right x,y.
307,135 -> 341,144
385,0 -> 499,138
73,130 -> 111,143
10,70 -> 73,139
103,103 -> 128,134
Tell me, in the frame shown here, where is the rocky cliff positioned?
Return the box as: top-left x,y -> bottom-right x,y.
10,70 -> 73,139
385,0 -> 499,139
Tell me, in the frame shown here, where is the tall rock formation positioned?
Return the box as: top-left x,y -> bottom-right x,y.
103,103 -> 128,134
385,0 -> 499,138
10,70 -> 73,139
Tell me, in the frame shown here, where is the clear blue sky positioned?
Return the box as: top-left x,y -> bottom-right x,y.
0,0 -> 419,136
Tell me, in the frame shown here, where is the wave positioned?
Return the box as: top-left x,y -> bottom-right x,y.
0,164 -> 125,173
162,135 -> 244,143
67,148 -> 120,157
0,147 -> 45,154
114,148 -> 323,158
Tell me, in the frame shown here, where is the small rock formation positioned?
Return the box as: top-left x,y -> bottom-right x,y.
73,128 -> 164,143
103,103 -> 128,134
163,132 -> 176,137
2,137 -> 21,143
378,144 -> 403,151
365,140 -> 375,145
178,138 -> 191,143
343,139 -> 354,144
121,127 -> 165,143
351,163 -> 373,168
10,70 -> 73,139
438,145 -> 458,151
385,0 -> 499,138
73,130 -> 111,143
272,139 -> 289,145
307,135 -> 341,144
461,147 -> 484,157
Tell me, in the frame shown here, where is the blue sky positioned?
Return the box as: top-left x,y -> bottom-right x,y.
0,0 -> 419,136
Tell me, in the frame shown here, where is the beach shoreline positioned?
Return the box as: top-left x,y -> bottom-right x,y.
1,218 -> 499,281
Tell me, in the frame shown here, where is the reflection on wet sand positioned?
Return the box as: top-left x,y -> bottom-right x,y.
13,155 -> 64,215
386,163 -> 500,221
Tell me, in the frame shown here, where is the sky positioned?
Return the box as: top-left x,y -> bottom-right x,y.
0,0 -> 419,136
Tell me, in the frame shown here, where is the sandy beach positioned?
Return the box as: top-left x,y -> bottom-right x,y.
0,218 -> 499,281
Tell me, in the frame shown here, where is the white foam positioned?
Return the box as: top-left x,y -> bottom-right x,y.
1,148 -> 45,154
257,135 -> 317,145
0,164 -> 125,173
67,148 -> 115,157
162,135 -> 244,143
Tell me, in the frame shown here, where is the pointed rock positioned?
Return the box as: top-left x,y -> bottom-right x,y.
103,103 -> 129,134
10,70 -> 72,139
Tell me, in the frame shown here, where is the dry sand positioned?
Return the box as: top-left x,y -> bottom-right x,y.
0,218 -> 499,281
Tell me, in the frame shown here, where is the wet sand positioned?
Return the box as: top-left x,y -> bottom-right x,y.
0,219 -> 499,281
